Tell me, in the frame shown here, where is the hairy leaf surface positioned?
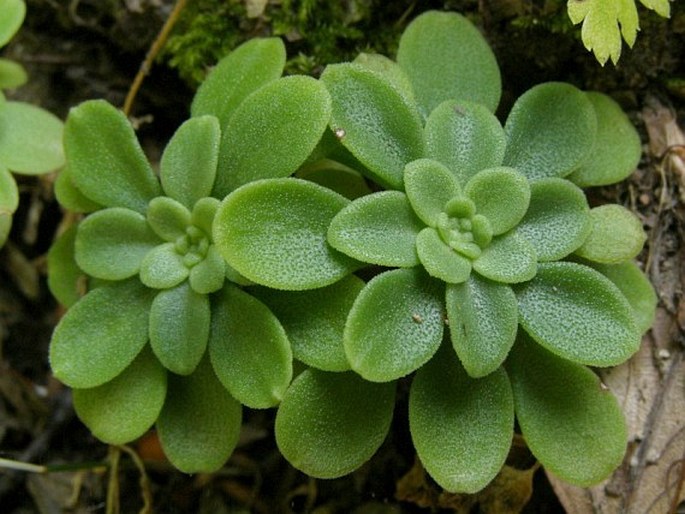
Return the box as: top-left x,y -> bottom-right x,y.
575,204 -> 646,263
404,158 -> 462,227
473,232 -> 537,284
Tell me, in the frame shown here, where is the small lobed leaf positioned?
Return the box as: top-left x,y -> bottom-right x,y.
416,227 -> 472,284
446,275 -> 518,378
567,92 -> 642,187
404,158 -> 462,227
515,178 -> 590,262
157,356 -> 242,474
213,75 -> 332,196
275,369 -> 395,479
397,10 -> 501,116
191,37 -> 286,128
507,334 -> 627,486
344,268 -> 445,382
65,100 -> 161,213
0,58 -> 27,89
209,283 -> 292,408
574,204 -> 646,264
75,207 -> 161,281
0,101 -> 65,175
47,224 -> 83,308
214,178 -> 359,291
320,63 -> 425,190
188,245 -> 225,294
503,82 -> 597,181
425,101 -> 506,185
0,0 -> 25,47
73,347 -> 166,445
160,115 -> 220,209
149,282 -> 210,376
250,275 -> 365,372
139,242 -> 189,289
49,279 -> 154,388
146,196 -> 191,242
410,344 -> 514,493
473,232 -> 537,284
515,261 -> 640,366
328,191 -> 424,267
54,166 -> 103,213
464,167 -> 530,236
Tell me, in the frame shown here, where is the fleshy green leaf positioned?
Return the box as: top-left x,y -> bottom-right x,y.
251,275 -> 365,372
209,283 -> 292,408
574,204 -> 646,264
139,242 -> 189,289
0,101 -> 64,175
213,75 -> 331,196
72,347 -> 166,444
425,101 -> 506,185
515,178 -> 590,262
320,63 -> 425,190
47,224 -> 83,308
296,159 -> 372,200
446,275 -> 518,378
0,165 -> 18,213
0,211 -> 10,247
473,232 -> 537,284
583,259 -> 657,334
0,58 -> 27,89
75,207 -> 161,280
160,116 -> 220,208
352,52 -> 416,105
404,158 -> 462,227
54,166 -> 103,213
188,245 -> 225,294
146,197 -> 191,242
191,37 -> 286,127
344,268 -> 445,382
65,100 -> 161,213
507,334 -> 627,486
397,10 -> 501,115
328,191 -> 423,267
515,261 -> 640,366
410,344 -> 514,493
275,369 -> 395,479
567,0 -> 640,66
214,178 -> 359,290
0,0 -> 25,47
190,197 -> 220,235
149,282 -> 210,375
50,280 -> 154,388
567,92 -> 642,186
157,356 -> 242,473
464,167 -> 530,235
503,82 -> 597,180
416,227 -> 472,284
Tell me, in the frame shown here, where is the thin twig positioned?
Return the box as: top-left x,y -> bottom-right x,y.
122,0 -> 189,117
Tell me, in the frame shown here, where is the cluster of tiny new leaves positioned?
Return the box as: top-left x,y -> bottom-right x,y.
48,10 -> 656,493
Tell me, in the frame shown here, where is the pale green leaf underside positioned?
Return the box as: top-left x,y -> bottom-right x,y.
73,347 -> 166,445
139,242 -> 189,289
516,261 -> 640,366
160,115 -> 220,209
157,356 -> 242,474
344,268 -> 445,382
209,283 -> 292,408
250,274 -> 365,372
507,335 -> 627,486
49,280 -> 154,388
328,191 -> 423,267
424,101 -> 506,185
275,369 -> 395,479
214,178 -> 358,291
47,224 -> 83,308
75,207 -> 160,281
465,167 -> 530,236
0,58 -> 27,89
65,100 -> 161,213
446,275 -> 518,378
321,63 -> 425,190
410,344 -> 514,493
214,75 -> 331,196
54,166 -> 102,213
0,0 -> 26,47
149,282 -> 210,376
473,232 -> 537,284
397,10 -> 501,115
515,178 -> 590,262
568,92 -> 642,186
416,227 -> 472,284
404,158 -> 462,227
575,204 -> 646,264
503,82 -> 597,180
0,101 -> 65,175
191,37 -> 286,128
